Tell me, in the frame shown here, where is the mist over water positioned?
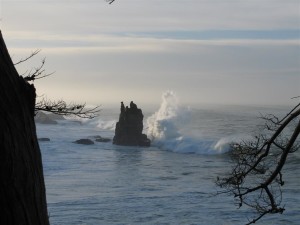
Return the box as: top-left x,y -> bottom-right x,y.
37,92 -> 300,225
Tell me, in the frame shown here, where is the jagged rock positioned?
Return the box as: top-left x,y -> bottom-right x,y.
113,101 -> 151,147
73,139 -> 94,145
38,138 -> 50,142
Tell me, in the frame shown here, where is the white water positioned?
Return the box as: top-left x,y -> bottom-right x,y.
37,93 -> 300,225
146,91 -> 252,155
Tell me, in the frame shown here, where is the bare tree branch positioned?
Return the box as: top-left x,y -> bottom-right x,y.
106,0 -> 116,4
291,96 -> 300,99
13,49 -> 55,82
13,49 -> 41,65
35,98 -> 101,119
23,57 -> 55,82
216,103 -> 300,224
15,50 -> 101,119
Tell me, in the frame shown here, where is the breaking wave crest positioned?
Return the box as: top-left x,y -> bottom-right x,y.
146,91 -> 245,154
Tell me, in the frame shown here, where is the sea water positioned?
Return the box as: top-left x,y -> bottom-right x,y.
37,92 -> 300,225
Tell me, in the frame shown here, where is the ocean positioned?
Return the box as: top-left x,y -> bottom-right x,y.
37,93 -> 300,225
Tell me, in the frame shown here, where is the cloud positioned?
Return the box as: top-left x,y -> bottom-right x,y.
1,0 -> 299,106
5,30 -> 299,52
1,0 -> 299,34
9,33 -> 297,106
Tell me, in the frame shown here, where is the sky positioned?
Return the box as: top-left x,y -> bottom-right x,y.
0,0 -> 299,107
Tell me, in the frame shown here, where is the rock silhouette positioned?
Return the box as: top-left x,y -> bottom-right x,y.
38,138 -> 50,142
113,101 -> 151,147
73,139 -> 94,145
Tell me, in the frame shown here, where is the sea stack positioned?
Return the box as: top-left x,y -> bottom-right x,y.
113,101 -> 151,147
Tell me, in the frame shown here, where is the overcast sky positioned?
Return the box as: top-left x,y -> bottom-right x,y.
0,0 -> 299,107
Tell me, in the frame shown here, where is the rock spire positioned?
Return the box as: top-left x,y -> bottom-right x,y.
113,101 -> 151,147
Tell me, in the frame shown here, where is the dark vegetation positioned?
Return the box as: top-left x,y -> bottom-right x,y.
217,103 -> 300,224
0,2 -> 110,223
0,25 -> 99,224
0,31 -> 50,225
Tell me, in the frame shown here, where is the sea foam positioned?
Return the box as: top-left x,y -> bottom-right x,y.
147,91 -> 183,141
146,91 -> 247,154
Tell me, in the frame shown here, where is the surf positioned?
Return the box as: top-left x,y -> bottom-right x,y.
146,91 -> 246,154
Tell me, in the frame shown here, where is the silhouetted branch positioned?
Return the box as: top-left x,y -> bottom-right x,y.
291,96 -> 300,99
13,49 -> 41,65
106,0 -> 116,4
13,49 -> 55,82
35,98 -> 101,119
23,57 -> 55,81
14,50 -> 101,119
216,103 -> 300,224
